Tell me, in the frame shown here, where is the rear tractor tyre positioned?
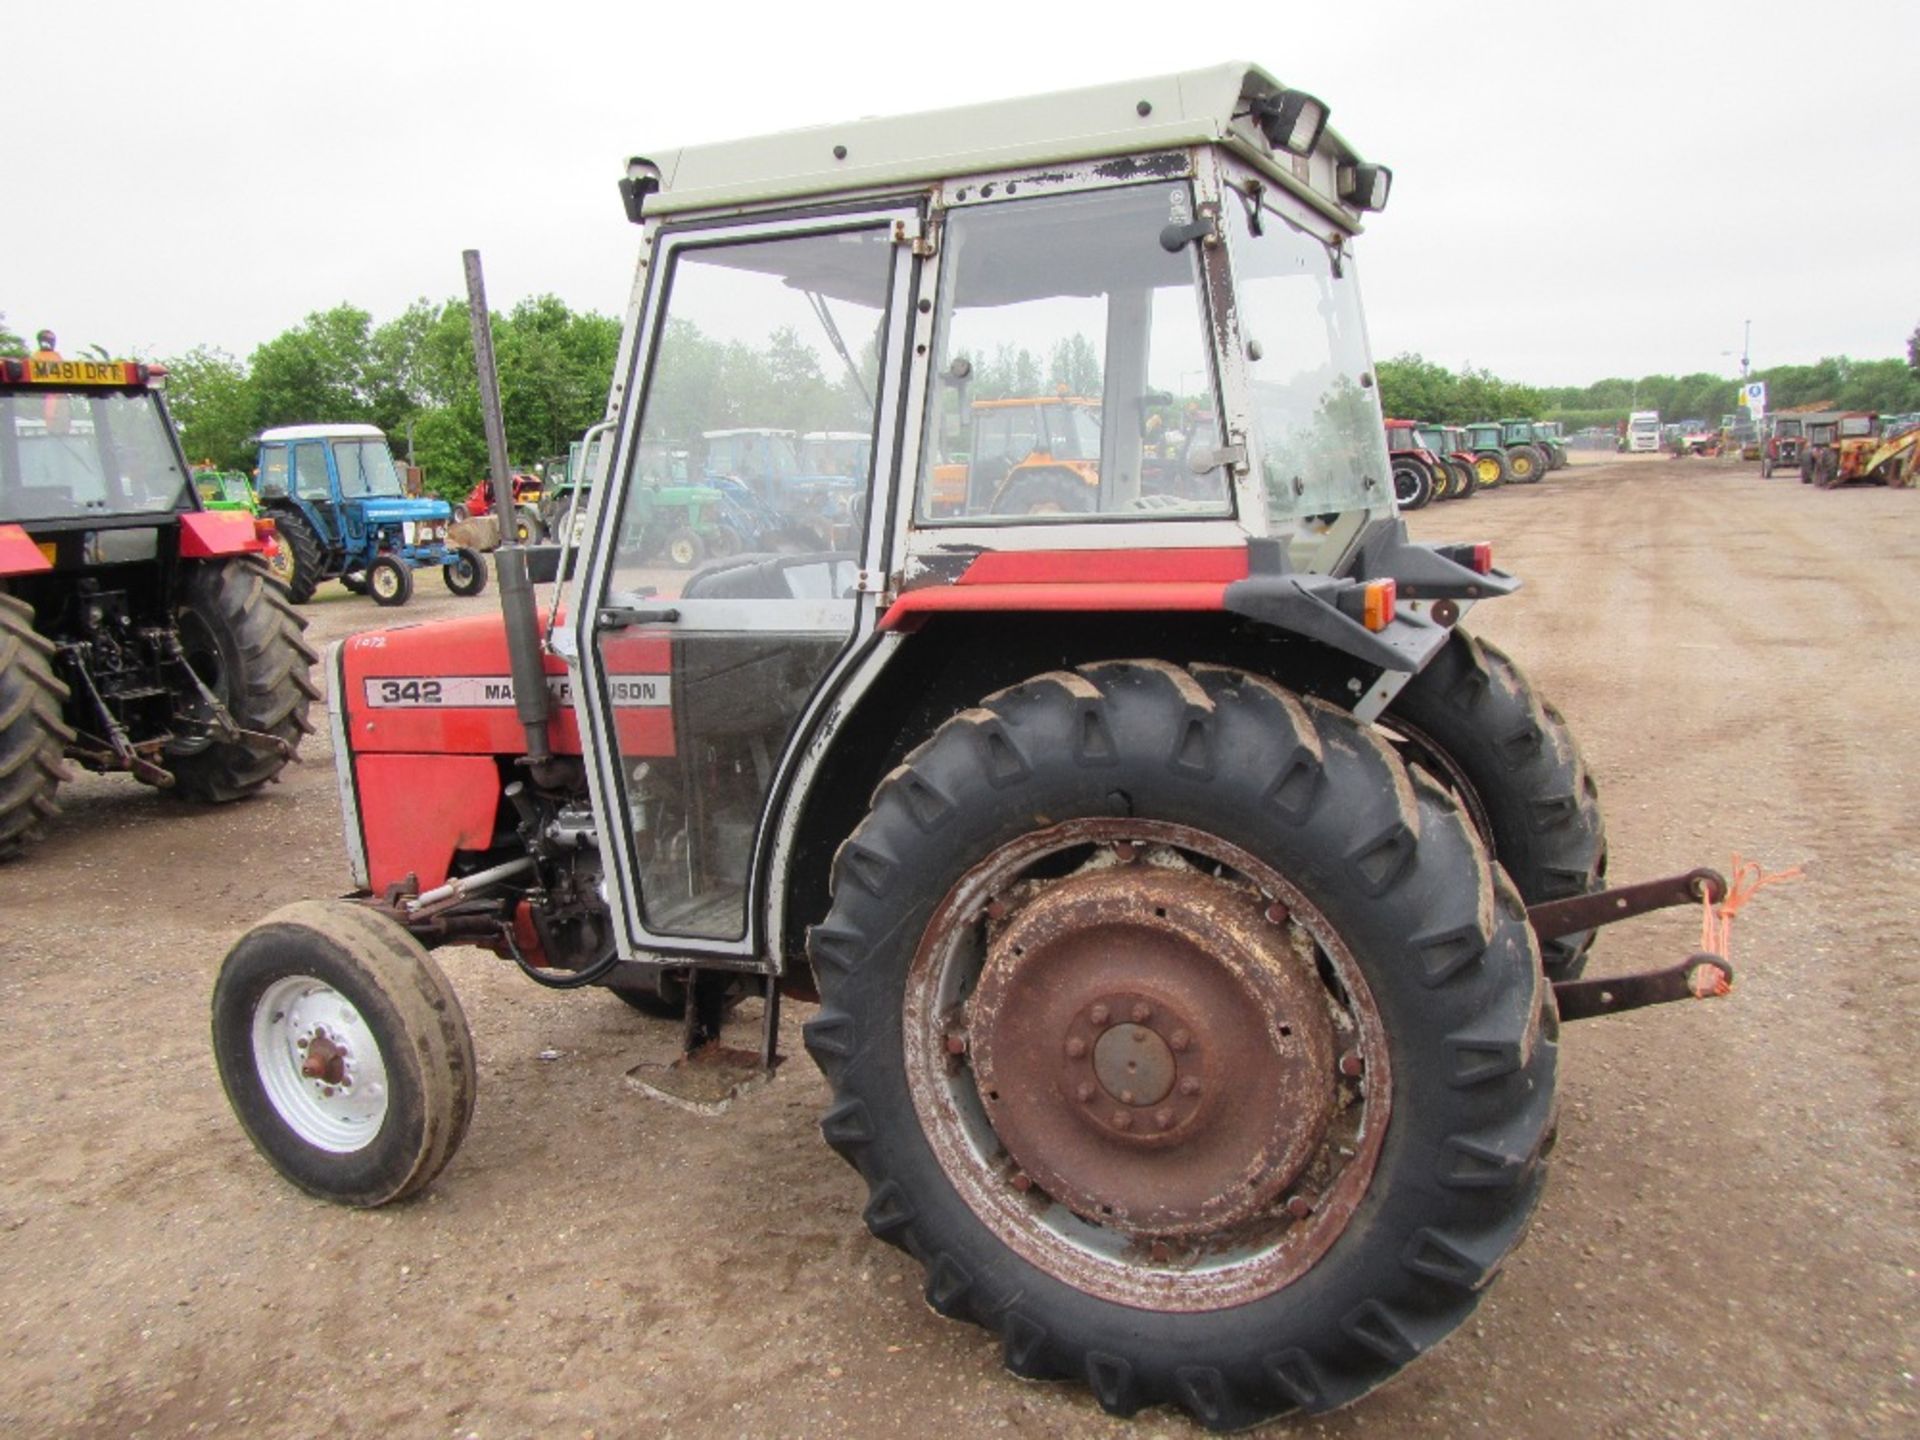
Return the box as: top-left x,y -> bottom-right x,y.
1391,456 -> 1434,509
1505,447 -> 1539,484
271,508 -> 326,604
166,559 -> 319,803
1429,463 -> 1455,501
513,506 -> 546,545
367,556 -> 414,607
665,527 -> 707,569
805,661 -> 1556,1429
1449,459 -> 1479,500
212,900 -> 477,1207
443,548 -> 489,597
1380,628 -> 1607,978
1474,451 -> 1509,488
0,593 -> 76,858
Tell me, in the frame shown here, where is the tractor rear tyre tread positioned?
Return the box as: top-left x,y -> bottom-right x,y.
1447,459 -> 1478,501
804,661 -> 1555,1430
166,559 -> 319,804
1391,457 -> 1434,510
0,593 -> 76,858
273,509 -> 326,604
1381,629 -> 1607,978
211,900 -> 477,1207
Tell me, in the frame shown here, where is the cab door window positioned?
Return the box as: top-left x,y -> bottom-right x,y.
292,443 -> 332,501
919,184 -> 1228,523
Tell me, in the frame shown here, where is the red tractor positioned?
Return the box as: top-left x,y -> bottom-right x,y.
1383,417 -> 1449,506
1,357 -> 315,852
210,65 -> 1738,1431
457,470 -> 544,541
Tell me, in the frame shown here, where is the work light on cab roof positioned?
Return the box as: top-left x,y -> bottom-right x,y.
204,61 -> 1747,1435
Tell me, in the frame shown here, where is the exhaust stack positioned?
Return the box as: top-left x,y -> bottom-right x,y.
463,249 -> 554,765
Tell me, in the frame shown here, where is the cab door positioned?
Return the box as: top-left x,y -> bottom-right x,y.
571,207 -> 919,966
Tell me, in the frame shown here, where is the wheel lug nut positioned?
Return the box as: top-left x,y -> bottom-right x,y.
1064,1036 -> 1087,1058
1119,1089 -> 1135,1104
1178,1077 -> 1201,1097
1110,1111 -> 1133,1131
1113,841 -> 1137,863
1149,1240 -> 1170,1263
1011,1172 -> 1032,1192
1169,1029 -> 1191,1052
1265,901 -> 1290,925
1089,1004 -> 1110,1026
1339,1051 -> 1365,1078
945,1033 -> 968,1056
1076,1082 -> 1096,1103
1285,1194 -> 1314,1219
1155,1107 -> 1175,1130
1130,1003 -> 1151,1023
986,898 -> 1008,921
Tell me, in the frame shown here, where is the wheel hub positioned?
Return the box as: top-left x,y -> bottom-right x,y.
968,865 -> 1336,1237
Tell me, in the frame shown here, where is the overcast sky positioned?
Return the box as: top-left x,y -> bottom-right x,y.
7,0 -> 1914,388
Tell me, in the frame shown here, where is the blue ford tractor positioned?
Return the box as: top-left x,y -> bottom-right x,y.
254,424 -> 486,606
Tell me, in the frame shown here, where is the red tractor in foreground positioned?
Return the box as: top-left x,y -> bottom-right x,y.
210,66 -> 1739,1431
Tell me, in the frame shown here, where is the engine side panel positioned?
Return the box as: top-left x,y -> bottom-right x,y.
339,614 -> 674,758
354,752 -> 502,892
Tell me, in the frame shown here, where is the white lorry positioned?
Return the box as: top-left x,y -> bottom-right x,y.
1627,410 -> 1662,453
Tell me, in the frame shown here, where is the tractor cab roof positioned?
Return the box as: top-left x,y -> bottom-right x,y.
634,62 -> 1379,231
259,423 -> 388,442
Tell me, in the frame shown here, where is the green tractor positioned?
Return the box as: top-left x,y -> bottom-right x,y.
1461,422 -> 1515,487
1497,420 -> 1554,480
1529,421 -> 1570,470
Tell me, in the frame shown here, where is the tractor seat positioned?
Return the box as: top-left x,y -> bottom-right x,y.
681,551 -> 859,601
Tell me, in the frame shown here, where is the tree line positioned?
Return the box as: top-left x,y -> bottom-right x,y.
1379,344 -> 1920,431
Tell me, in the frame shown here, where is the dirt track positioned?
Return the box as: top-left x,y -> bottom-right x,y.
2,456 -> 1915,1439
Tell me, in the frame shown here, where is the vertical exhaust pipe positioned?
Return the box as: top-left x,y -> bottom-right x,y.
463,250 -> 554,765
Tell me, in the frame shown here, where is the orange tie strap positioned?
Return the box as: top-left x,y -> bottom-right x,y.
1700,855 -> 1803,964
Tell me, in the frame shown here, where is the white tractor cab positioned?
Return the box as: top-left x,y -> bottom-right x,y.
213,64 -> 1734,1431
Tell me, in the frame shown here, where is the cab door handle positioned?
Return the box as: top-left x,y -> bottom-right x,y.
596,605 -> 681,630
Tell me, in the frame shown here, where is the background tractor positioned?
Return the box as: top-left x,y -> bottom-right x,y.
1383,417 -> 1444,506
255,424 -> 488,606
1497,419 -> 1553,479
1462,420 -> 1516,485
1801,412 -> 1878,487
1761,415 -> 1804,477
0,356 -> 316,855
457,470 -> 546,542
1413,421 -> 1478,499
1530,420 -> 1570,469
211,66 -> 1734,1432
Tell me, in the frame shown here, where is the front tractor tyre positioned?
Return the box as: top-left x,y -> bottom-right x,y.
0,593 -> 76,858
443,547 -> 490,597
367,556 -> 414,607
1381,629 -> 1607,978
166,559 -> 319,803
1391,456 -> 1434,509
212,900 -> 477,1207
805,662 -> 1556,1429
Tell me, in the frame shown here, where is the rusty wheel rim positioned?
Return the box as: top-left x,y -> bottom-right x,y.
904,819 -> 1391,1311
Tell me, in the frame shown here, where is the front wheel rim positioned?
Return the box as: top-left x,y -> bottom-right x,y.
251,975 -> 390,1152
904,818 -> 1390,1311
372,567 -> 399,599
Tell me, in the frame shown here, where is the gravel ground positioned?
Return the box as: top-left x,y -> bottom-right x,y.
1,455 -> 1914,1439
